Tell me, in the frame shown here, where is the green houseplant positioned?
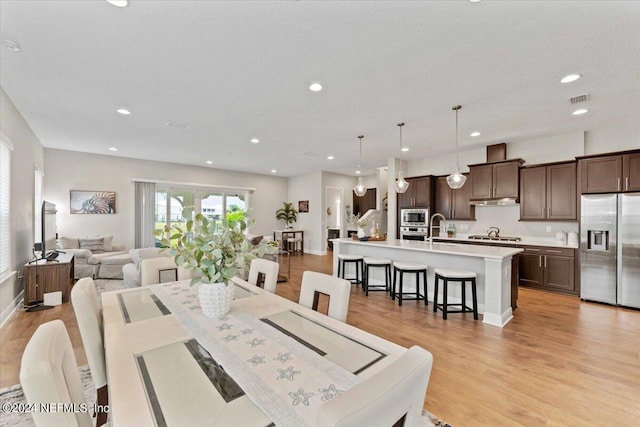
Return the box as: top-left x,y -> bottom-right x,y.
154,211 -> 273,317
275,202 -> 298,229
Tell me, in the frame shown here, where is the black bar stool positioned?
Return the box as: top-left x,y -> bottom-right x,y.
363,257 -> 392,296
392,262 -> 428,306
433,268 -> 478,320
337,254 -> 364,286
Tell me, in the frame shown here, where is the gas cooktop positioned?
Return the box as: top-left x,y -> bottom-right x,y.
468,235 -> 522,242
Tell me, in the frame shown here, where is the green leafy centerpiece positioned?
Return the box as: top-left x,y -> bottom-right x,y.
155,212 -> 273,317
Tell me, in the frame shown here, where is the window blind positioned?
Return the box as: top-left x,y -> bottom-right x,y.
0,139 -> 12,276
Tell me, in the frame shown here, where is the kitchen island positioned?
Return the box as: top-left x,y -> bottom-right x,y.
332,238 -> 523,328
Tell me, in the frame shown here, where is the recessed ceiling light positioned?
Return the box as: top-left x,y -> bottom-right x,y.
250,138 -> 259,144
470,131 -> 481,137
309,83 -> 323,92
1,40 -> 21,52
271,169 -> 277,173
108,147 -> 118,152
106,0 -> 128,7
561,74 -> 581,83
327,155 -> 334,160
469,0 -> 483,3
355,170 -> 361,175
116,108 -> 131,115
572,109 -> 588,115
401,147 -> 409,152
206,160 -> 213,164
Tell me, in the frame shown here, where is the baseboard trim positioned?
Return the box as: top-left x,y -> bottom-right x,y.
0,290 -> 24,328
304,249 -> 327,256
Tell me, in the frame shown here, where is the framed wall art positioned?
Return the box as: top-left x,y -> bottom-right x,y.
298,200 -> 309,213
70,190 -> 116,214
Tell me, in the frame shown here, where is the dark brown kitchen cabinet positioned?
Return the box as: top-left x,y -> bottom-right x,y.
578,150 -> 640,193
518,246 -> 576,294
397,176 -> 432,208
469,159 -> 523,201
435,175 -> 475,220
352,188 -> 377,216
520,162 -> 576,221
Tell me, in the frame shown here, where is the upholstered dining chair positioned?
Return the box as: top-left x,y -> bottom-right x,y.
70,277 -> 108,426
248,258 -> 280,293
19,319 -> 96,427
299,271 -> 351,322
140,256 -> 191,286
315,345 -> 434,427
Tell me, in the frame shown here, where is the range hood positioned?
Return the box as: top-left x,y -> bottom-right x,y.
469,198 -> 519,206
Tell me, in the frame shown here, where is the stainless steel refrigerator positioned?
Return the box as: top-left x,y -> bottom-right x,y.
580,193 -> 640,308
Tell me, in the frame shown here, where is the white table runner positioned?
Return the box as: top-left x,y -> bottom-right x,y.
150,282 -> 361,427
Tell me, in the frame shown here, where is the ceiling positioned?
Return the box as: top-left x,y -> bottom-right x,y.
1,1 -> 639,178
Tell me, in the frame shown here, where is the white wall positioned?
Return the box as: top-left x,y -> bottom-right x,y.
43,149 -> 288,249
585,122 -> 640,154
0,88 -> 44,321
287,172 -> 323,254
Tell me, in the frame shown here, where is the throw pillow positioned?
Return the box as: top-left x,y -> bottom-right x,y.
59,236 -> 80,249
79,237 -> 105,253
91,235 -> 113,251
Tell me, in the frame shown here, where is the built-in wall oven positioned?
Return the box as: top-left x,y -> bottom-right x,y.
400,208 -> 428,241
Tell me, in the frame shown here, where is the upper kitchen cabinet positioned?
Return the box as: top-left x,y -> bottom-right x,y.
578,150 -> 640,193
397,176 -> 432,208
352,188 -> 377,216
520,162 -> 577,221
435,175 -> 475,220
469,159 -> 524,202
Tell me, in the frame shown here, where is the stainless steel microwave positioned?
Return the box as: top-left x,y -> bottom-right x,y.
401,208 -> 428,227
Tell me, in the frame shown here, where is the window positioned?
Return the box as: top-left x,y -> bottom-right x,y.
34,166 -> 43,245
1,136 -> 13,279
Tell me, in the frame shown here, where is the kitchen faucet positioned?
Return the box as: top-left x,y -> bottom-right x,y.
429,213 -> 446,242
487,226 -> 500,238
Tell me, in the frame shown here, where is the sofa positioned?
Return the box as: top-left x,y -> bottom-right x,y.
57,235 -> 128,279
122,247 -> 170,288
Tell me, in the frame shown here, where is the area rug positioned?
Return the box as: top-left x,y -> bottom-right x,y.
0,366 -> 96,427
93,278 -> 125,296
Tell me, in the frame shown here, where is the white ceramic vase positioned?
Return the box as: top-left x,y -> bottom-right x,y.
357,227 -> 366,239
198,282 -> 235,318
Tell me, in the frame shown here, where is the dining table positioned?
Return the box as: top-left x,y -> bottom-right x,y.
102,277 -> 407,426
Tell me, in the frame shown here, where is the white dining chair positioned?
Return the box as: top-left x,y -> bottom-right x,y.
70,277 -> 109,426
20,319 -> 95,427
316,345 -> 434,427
140,256 -> 191,286
248,258 -> 279,293
299,271 -> 351,322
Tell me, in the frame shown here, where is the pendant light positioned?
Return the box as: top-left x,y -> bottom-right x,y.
446,105 -> 467,189
394,122 -> 409,193
353,135 -> 367,197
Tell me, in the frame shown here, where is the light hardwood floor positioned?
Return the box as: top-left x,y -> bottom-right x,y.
1,253 -> 639,426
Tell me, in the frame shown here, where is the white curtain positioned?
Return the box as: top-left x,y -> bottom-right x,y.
134,181 -> 156,248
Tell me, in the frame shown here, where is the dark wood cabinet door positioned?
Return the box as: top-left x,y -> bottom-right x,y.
470,164 -> 493,199
451,174 -> 474,220
353,189 -> 377,215
493,161 -> 520,199
518,253 -> 544,287
623,153 -> 640,192
435,177 -> 452,218
520,166 -> 546,220
544,255 -> 575,292
579,155 -> 622,193
397,183 -> 415,208
547,162 -> 576,220
414,177 -> 431,207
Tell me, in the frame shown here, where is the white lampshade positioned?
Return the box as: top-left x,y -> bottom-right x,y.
354,176 -> 367,197
394,170 -> 410,193
446,171 -> 467,189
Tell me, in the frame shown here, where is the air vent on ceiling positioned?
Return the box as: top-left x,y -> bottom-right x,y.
569,94 -> 590,104
165,121 -> 190,130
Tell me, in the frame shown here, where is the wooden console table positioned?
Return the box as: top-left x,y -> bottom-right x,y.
23,253 -> 75,305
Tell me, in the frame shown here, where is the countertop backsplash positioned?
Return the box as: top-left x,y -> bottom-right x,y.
444,205 -> 579,240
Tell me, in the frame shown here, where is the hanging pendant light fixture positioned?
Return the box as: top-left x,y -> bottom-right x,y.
353,135 -> 367,197
394,122 -> 409,193
446,105 -> 467,189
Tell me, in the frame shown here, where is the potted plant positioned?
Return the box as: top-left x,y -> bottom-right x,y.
154,211 -> 273,318
347,213 -> 369,239
275,202 -> 298,229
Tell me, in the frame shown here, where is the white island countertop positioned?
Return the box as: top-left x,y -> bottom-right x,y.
431,235 -> 578,249
335,238 -> 522,260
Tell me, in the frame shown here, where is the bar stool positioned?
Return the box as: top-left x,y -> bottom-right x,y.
337,254 -> 364,286
433,268 -> 478,320
392,262 -> 428,306
287,237 -> 302,255
363,257 -> 392,296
